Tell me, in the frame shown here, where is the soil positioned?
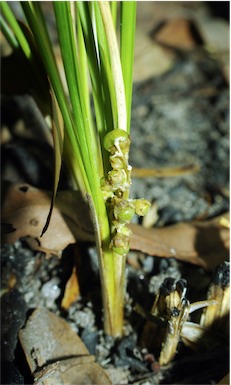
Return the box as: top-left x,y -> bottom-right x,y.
1,2 -> 229,385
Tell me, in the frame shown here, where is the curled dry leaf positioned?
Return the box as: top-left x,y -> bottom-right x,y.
1,183 -> 229,270
61,266 -> 80,310
19,308 -> 112,385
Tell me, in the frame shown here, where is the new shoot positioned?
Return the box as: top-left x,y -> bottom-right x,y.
0,1 -> 150,337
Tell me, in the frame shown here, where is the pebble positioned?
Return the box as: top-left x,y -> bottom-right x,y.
41,278 -> 61,308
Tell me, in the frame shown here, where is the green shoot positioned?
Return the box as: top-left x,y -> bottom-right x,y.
1,1 -> 150,337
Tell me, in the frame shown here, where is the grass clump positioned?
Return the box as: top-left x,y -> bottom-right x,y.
0,1 -> 150,336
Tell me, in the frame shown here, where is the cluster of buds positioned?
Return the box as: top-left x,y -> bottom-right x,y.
101,129 -> 150,257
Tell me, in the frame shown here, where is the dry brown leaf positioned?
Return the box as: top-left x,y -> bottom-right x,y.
19,308 -> 112,385
61,266 -> 80,310
1,183 -> 94,254
129,213 -> 229,271
35,359 -> 112,385
153,18 -> 202,50
133,27 -> 174,82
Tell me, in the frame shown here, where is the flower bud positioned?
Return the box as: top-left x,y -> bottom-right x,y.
114,200 -> 135,222
111,233 -> 130,256
135,199 -> 151,216
100,176 -> 111,191
119,137 -> 130,155
108,169 -> 126,189
110,156 -> 125,170
116,206 -> 135,222
103,129 -> 128,152
120,226 -> 132,237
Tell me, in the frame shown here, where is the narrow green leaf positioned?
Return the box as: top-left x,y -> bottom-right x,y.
21,2 -> 90,194
77,2 -> 109,173
120,2 -> 136,133
76,9 -> 104,177
76,3 -> 106,135
76,11 -> 90,122
53,3 -> 102,208
110,2 -> 117,28
21,3 -> 73,141
0,12 -> 19,49
0,1 -> 31,58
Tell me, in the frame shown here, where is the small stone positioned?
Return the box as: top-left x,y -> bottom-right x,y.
41,278 -> 61,308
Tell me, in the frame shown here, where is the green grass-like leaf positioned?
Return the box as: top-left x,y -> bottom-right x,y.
0,9 -> 19,49
1,0 -> 138,337
0,2 -> 31,58
120,2 -> 136,133
21,2 -> 90,193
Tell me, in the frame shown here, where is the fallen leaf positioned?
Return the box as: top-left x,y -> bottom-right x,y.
1,183 -> 94,254
133,27 -> 174,82
61,266 -> 80,310
19,308 -> 89,373
19,308 -> 112,385
152,18 -> 203,50
129,213 -> 229,271
34,358 -> 112,385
